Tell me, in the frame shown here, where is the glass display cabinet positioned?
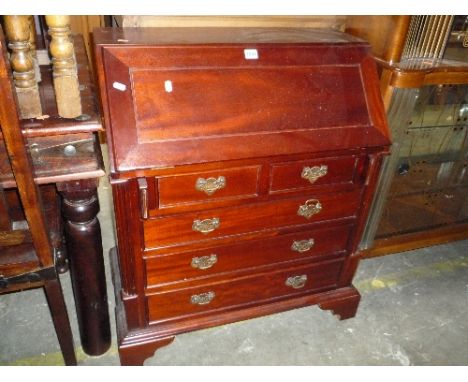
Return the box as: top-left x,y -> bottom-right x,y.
361,59 -> 468,255
346,15 -> 468,256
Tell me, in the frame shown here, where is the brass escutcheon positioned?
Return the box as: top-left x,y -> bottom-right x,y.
285,275 -> 308,289
291,238 -> 315,253
297,199 -> 322,219
192,217 -> 220,234
301,165 -> 328,184
190,291 -> 215,305
191,254 -> 218,270
195,176 -> 226,195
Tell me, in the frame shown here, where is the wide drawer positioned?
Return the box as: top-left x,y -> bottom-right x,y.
146,258 -> 344,323
145,223 -> 352,287
157,165 -> 260,209
270,155 -> 363,194
143,189 -> 362,250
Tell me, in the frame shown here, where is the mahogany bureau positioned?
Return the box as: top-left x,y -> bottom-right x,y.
93,27 -> 391,365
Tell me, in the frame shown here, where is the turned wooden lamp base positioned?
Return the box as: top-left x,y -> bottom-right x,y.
110,248 -> 361,366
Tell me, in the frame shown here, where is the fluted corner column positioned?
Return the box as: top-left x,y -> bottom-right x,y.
45,15 -> 82,119
3,15 -> 42,119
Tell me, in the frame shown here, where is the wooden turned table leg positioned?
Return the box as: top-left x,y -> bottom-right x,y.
57,179 -> 111,356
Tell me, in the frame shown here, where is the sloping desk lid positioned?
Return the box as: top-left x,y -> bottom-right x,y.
94,28 -> 391,174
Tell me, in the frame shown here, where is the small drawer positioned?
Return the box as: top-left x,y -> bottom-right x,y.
146,258 -> 344,323
143,189 -> 362,250
157,166 -> 260,208
145,224 -> 352,287
270,155 -> 362,194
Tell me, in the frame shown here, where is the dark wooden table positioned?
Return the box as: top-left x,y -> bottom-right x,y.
0,36 -> 111,356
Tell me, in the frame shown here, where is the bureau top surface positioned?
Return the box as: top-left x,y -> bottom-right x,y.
93,27 -> 367,46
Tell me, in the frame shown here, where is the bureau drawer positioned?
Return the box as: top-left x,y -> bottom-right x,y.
270,155 -> 363,194
146,258 -> 343,323
145,223 -> 352,287
157,166 -> 260,209
143,189 -> 361,249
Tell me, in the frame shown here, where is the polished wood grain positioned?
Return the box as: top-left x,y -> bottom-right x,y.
146,258 -> 344,323
157,165 -> 260,209
111,178 -> 148,330
376,57 -> 468,89
131,66 -> 368,141
56,179 -> 111,356
95,28 -> 388,172
145,223 -> 352,287
95,28 -> 391,365
269,154 -> 364,194
144,152 -> 367,217
345,16 -> 411,63
143,189 -> 362,250
114,246 -> 361,365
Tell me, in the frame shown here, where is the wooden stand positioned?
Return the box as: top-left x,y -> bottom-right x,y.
0,35 -> 110,357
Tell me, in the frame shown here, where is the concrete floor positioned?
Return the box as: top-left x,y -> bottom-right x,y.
1,164 -> 468,365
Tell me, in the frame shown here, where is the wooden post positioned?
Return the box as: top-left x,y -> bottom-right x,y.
45,15 -> 82,118
56,179 -> 111,356
3,15 -> 42,119
27,15 -> 41,82
0,30 -> 53,268
0,187 -> 12,231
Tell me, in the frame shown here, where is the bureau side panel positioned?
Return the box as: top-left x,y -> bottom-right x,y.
111,178 -> 148,329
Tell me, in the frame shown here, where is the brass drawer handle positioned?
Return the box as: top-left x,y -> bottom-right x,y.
191,254 -> 218,270
301,165 -> 328,184
291,238 -> 315,253
192,218 -> 220,234
190,291 -> 215,305
195,176 -> 226,195
285,275 -> 308,289
297,199 -> 322,219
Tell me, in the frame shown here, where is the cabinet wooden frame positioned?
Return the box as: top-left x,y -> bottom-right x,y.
94,27 -> 391,365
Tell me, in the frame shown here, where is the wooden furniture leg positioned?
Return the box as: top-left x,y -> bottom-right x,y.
318,287 -> 361,320
119,337 -> 175,366
57,179 -> 111,356
43,278 -> 78,365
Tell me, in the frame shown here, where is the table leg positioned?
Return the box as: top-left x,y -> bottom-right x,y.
57,179 -> 111,356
